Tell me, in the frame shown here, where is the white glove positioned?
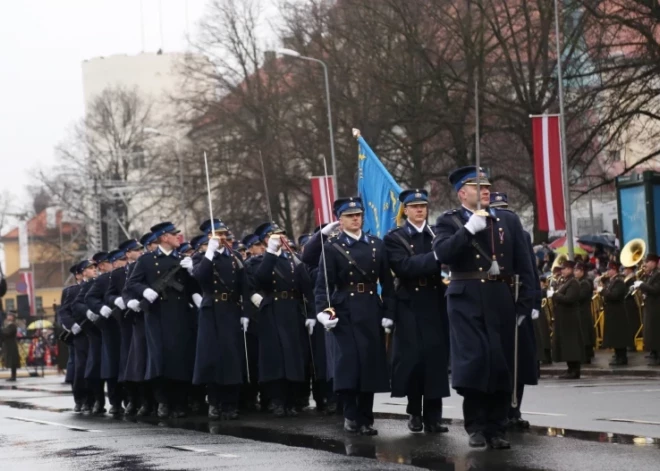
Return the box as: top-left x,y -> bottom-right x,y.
597,286 -> 603,293
547,289 -> 554,299
114,297 -> 126,310
143,288 -> 158,303
517,315 -> 525,326
86,310 -> 100,322
464,213 -> 488,235
205,237 -> 221,261
192,293 -> 202,308
180,257 -> 194,273
317,311 -> 339,330
267,237 -> 282,255
127,299 -> 141,312
240,317 -> 250,332
321,221 -> 340,236
633,280 -> 642,289
250,293 -> 263,308
381,318 -> 394,334
100,305 -> 112,318
531,309 -> 540,320
72,323 -> 82,335
305,319 -> 316,336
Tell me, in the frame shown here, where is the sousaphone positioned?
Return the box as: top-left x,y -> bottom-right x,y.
620,238 -> 646,268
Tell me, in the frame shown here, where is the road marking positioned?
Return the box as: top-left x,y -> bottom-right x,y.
597,418 -> 660,426
592,389 -> 660,394
381,402 -> 454,409
6,416 -> 102,432
521,411 -> 566,417
168,445 -> 238,458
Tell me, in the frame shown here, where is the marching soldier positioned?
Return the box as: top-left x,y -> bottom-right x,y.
548,260 -> 585,379
575,263 -> 596,364
432,167 -> 535,449
191,219 -> 248,419
105,239 -> 143,415
124,222 -> 199,418
252,222 -> 315,417
93,249 -> 129,416
489,192 -> 538,430
123,232 -> 158,416
315,197 -> 394,436
57,264 -> 83,403
70,259 -> 99,413
601,262 -> 631,365
82,252 -> 114,415
384,189 -> 449,433
635,253 -> 660,365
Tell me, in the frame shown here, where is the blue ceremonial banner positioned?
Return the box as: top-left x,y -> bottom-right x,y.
357,135 -> 402,237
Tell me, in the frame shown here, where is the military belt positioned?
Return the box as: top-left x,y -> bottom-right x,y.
449,272 -> 514,285
342,282 -> 378,294
403,277 -> 440,288
214,291 -> 238,302
274,290 -> 300,301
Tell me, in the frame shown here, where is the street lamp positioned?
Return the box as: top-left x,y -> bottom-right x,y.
144,127 -> 188,235
275,48 -> 339,199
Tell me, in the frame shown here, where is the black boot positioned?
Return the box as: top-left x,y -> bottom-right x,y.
407,415 -> 423,432
137,404 -> 152,417
344,418 -> 358,433
92,401 -> 106,415
73,403 -> 82,413
208,405 -> 221,419
157,403 -> 170,418
487,436 -> 512,450
358,424 -> 378,436
124,402 -> 137,416
108,404 -> 123,416
424,420 -> 449,433
469,432 -> 487,448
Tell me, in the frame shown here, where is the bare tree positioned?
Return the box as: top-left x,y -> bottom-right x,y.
37,86 -> 170,248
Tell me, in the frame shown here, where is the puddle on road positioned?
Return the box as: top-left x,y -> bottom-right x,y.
0,400 -> 71,413
0,384 -> 72,395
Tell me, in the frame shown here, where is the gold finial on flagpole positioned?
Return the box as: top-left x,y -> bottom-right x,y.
352,128 -> 361,139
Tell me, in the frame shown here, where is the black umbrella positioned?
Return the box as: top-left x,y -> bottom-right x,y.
577,234 -> 616,248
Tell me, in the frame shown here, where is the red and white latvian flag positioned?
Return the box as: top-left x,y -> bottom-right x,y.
18,271 -> 36,316
310,176 -> 336,226
532,115 -> 566,232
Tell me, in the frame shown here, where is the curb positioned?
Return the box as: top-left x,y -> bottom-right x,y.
540,367 -> 660,378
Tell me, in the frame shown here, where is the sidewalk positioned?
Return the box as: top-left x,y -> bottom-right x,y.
0,366 -> 60,379
541,350 -> 660,377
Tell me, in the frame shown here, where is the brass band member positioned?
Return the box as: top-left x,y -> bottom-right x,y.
601,262 -> 631,365
548,260 -> 585,379
574,263 -> 595,364
623,265 -> 642,347
635,253 -> 660,366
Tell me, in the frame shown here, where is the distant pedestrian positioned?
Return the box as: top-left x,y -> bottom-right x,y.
2,314 -> 20,381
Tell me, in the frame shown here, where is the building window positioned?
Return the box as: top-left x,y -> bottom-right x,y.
35,296 -> 43,311
608,150 -> 622,161
5,298 -> 15,311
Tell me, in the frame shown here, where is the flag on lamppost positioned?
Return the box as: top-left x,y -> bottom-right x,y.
532,114 -> 566,232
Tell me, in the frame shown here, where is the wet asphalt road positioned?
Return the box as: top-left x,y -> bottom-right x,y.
1,377 -> 660,470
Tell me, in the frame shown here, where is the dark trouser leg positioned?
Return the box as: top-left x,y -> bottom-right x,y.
10,366 -> 17,380
106,378 -> 122,407
357,392 -> 375,426
485,391 -> 510,439
342,390 -> 358,423
423,397 -> 443,424
85,379 -> 105,405
72,338 -> 89,405
461,389 -> 487,436
220,384 -> 241,412
173,381 -> 189,410
140,382 -> 154,408
615,348 -> 627,362
285,381 -> 299,409
153,379 -> 169,406
406,362 -> 423,417
266,380 -> 285,407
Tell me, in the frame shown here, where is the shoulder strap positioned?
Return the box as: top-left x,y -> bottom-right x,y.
392,231 -> 415,256
330,242 -> 373,282
450,215 -> 493,261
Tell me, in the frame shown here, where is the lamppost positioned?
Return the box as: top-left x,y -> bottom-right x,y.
144,128 -> 187,235
274,48 -> 339,198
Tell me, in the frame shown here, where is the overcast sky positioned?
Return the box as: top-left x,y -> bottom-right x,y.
0,0 -> 284,214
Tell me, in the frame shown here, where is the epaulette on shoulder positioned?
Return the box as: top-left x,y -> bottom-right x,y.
493,207 -> 513,213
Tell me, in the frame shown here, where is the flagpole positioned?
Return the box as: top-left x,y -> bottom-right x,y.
553,0 -> 575,260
